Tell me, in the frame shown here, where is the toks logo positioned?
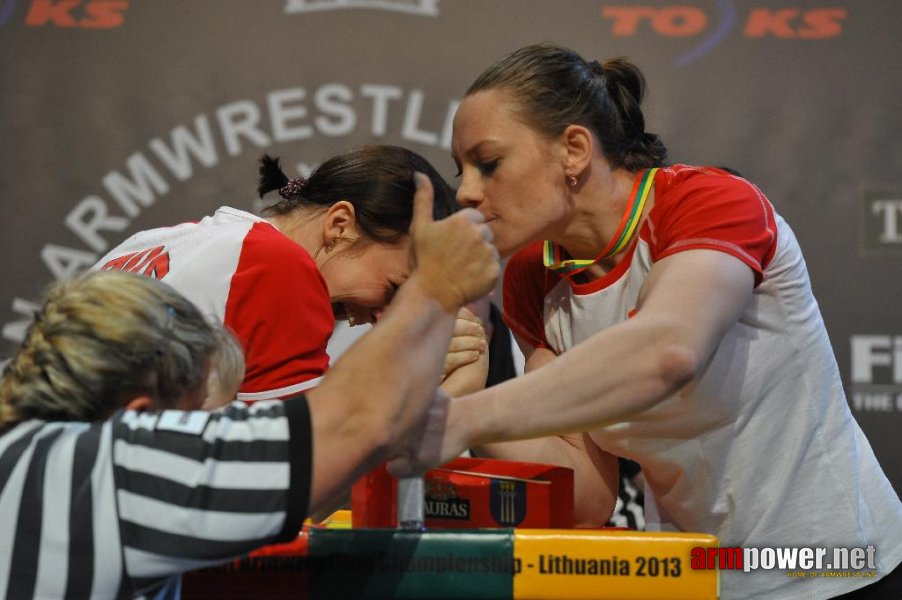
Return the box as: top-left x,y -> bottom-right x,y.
601,1 -> 847,66
1,0 -> 128,29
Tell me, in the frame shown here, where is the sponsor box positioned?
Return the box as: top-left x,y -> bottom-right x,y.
351,457 -> 574,529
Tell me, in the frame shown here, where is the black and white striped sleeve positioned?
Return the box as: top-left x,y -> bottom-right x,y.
1,419 -> 133,598
110,394 -> 312,589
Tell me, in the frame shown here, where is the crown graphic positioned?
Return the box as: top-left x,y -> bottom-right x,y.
285,0 -> 439,17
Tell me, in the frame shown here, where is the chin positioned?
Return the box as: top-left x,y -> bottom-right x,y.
497,237 -> 527,260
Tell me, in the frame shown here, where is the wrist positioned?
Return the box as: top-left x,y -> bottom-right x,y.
450,392 -> 484,451
405,272 -> 462,315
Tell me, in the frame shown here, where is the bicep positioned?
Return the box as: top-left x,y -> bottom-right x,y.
636,248 -> 755,362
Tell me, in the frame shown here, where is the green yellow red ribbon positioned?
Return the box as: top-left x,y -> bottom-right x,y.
543,168 -> 658,277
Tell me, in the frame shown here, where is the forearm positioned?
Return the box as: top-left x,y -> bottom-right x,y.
347,274 -> 458,436
306,274 -> 457,512
439,351 -> 488,397
460,316 -> 698,447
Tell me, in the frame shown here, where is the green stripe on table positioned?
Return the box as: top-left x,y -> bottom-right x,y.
308,529 -> 515,599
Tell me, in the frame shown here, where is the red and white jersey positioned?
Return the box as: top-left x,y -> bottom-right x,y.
504,166 -> 902,599
96,207 -> 333,403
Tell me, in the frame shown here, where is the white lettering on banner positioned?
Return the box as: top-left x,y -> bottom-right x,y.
66,196 -> 130,252
41,244 -> 98,281
851,393 -> 893,412
362,84 -> 402,136
284,0 -> 440,17
402,90 -> 438,146
851,336 -> 902,383
103,152 -> 170,217
218,100 -> 273,156
315,84 -> 356,137
871,199 -> 902,243
849,335 -> 902,413
440,99 -> 459,150
2,83 -> 460,348
1,298 -> 42,346
149,115 -> 219,181
268,88 -> 313,142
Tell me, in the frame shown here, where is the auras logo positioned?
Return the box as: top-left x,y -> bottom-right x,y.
601,1 -> 847,66
0,0 -> 129,30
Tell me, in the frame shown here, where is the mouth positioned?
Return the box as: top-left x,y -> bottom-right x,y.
337,302 -> 379,327
331,303 -> 348,320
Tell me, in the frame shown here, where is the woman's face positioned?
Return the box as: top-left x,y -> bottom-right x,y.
452,88 -> 570,258
321,239 -> 410,326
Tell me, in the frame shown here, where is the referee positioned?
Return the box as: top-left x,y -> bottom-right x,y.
0,180 -> 499,598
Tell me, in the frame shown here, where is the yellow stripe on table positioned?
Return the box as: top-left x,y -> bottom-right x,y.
513,529 -> 719,599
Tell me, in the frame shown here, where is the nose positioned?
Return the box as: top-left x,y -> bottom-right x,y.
455,172 -> 481,210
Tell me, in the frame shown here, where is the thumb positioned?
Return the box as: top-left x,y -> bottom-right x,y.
411,172 -> 435,229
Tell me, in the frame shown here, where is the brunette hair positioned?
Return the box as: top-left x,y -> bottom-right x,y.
467,43 -> 668,171
257,145 -> 457,243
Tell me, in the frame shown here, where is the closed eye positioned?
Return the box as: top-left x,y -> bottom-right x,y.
478,160 -> 499,176
385,281 -> 400,303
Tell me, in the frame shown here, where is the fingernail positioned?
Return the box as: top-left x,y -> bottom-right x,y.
413,172 -> 426,189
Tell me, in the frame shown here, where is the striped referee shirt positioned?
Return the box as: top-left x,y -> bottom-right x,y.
0,395 -> 311,599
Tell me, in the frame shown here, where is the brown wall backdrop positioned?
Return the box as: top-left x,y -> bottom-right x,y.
2,0 -> 900,493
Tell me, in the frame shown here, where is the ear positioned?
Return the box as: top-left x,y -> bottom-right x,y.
561,124 -> 595,178
124,395 -> 154,412
322,201 -> 361,244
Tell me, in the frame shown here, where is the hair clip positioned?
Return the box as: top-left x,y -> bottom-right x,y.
279,177 -> 307,200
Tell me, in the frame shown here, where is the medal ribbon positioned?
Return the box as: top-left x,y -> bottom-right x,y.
543,168 -> 658,277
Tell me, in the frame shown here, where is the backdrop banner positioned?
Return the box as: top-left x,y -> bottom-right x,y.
1,0 -> 900,493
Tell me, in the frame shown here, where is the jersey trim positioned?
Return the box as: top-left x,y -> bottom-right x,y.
236,376 -> 323,403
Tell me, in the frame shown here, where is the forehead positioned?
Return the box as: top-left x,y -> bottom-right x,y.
365,240 -> 410,273
452,89 -> 525,149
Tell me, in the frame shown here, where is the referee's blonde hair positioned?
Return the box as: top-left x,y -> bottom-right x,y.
0,270 -> 244,428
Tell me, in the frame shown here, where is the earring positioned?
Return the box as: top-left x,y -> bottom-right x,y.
313,238 -> 337,260
314,236 -> 349,259
566,171 -> 578,187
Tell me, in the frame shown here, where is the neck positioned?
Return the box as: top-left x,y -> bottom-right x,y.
553,166 -> 640,261
265,210 -> 323,263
